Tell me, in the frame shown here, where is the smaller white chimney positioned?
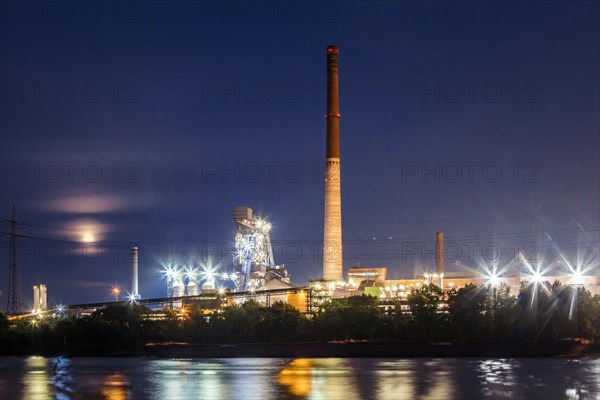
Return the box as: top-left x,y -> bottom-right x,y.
132,247 -> 140,299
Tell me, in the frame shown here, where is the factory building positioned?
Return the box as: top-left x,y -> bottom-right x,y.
341,232 -> 600,299
228,288 -> 308,313
347,267 -> 388,287
344,267 -> 599,299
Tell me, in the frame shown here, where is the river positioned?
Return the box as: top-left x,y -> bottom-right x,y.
0,356 -> 598,399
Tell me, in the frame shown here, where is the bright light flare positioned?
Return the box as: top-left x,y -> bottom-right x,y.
519,252 -> 551,287
164,266 -> 179,279
254,218 -> 272,233
177,306 -> 188,320
546,233 -> 597,285
531,271 -> 543,284
185,267 -> 197,280
569,268 -> 584,285
111,286 -> 121,301
521,265 -> 551,309
487,271 -> 500,286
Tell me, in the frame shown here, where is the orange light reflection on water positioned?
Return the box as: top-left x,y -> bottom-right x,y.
101,373 -> 129,400
277,358 -> 313,397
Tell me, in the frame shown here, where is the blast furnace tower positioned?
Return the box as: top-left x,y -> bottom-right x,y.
233,207 -> 290,291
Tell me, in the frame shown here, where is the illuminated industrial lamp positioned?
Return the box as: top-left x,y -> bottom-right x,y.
164,267 -> 179,279
487,271 -> 500,286
570,268 -> 584,285
531,271 -> 544,284
185,268 -> 197,280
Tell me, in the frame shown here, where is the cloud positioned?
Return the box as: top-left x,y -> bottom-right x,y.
45,194 -> 131,214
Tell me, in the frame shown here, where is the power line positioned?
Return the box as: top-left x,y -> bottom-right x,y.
10,223 -> 599,245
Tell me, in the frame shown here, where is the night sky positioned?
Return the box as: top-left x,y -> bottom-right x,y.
1,1 -> 598,307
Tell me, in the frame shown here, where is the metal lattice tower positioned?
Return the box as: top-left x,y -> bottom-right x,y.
232,207 -> 275,291
7,205 -> 22,315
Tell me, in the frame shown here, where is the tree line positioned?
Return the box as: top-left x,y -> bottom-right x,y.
1,281 -> 599,355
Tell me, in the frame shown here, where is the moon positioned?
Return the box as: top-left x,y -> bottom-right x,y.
82,232 -> 95,243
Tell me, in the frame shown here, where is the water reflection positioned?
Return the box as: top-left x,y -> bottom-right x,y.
101,373 -> 129,400
316,359 -> 362,400
374,360 -> 416,398
477,359 -> 517,398
278,359 -> 313,397
195,363 -> 225,399
227,358 -> 276,399
2,356 -> 600,399
564,358 -> 600,399
374,359 -> 455,399
23,356 -> 51,400
51,357 -> 73,400
279,358 -> 459,400
277,358 -> 366,399
150,360 -> 188,400
149,359 -> 277,400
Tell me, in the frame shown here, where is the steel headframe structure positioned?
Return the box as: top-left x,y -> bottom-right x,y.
233,207 -> 275,292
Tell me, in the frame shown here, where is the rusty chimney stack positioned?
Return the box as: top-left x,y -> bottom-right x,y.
436,232 -> 444,275
323,45 -> 343,281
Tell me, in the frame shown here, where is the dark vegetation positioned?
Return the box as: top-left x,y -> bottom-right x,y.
1,281 -> 599,355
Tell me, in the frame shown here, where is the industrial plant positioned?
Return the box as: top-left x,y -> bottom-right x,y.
3,45 -> 599,321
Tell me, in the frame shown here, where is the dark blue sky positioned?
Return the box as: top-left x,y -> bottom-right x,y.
1,1 -> 598,307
